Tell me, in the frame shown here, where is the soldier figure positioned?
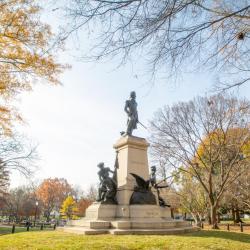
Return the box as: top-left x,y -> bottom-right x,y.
149,166 -> 170,207
124,91 -> 138,136
96,162 -> 117,203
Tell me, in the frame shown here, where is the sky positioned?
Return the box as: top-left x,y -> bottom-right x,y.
9,4 -> 250,191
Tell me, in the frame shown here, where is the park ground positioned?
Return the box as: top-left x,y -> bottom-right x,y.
0,229 -> 250,250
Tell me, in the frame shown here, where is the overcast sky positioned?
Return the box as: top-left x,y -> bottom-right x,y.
10,4 -> 250,191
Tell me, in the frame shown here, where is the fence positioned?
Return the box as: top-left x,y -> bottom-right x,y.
0,223 -> 57,235
189,221 -> 250,233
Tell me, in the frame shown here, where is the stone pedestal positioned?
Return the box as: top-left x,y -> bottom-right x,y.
62,136 -> 197,235
113,136 -> 150,205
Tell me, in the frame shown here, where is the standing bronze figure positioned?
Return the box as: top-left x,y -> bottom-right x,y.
149,166 -> 170,207
124,91 -> 138,136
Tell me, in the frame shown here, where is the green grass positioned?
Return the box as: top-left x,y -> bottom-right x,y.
0,226 -> 53,235
0,230 -> 250,250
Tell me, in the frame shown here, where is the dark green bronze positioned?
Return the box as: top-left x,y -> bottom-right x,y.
96,162 -> 117,204
129,166 -> 170,207
124,91 -> 138,136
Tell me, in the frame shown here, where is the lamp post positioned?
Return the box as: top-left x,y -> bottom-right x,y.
34,201 -> 38,227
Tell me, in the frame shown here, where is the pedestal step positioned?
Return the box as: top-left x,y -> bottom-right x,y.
61,226 -> 199,235
67,219 -> 111,229
110,227 -> 200,235
67,219 -> 189,230
111,220 -> 189,229
58,226 -> 109,235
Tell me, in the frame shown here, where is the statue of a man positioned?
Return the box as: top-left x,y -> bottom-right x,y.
96,162 -> 117,203
124,91 -> 138,136
149,165 -> 170,207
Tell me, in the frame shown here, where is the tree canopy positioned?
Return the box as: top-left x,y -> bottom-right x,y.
36,178 -> 73,221
0,0 -> 66,133
63,0 -> 250,90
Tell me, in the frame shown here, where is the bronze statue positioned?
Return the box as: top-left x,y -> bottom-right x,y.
129,166 -> 170,207
129,173 -> 157,205
96,162 -> 117,204
150,166 -> 170,207
124,91 -> 138,136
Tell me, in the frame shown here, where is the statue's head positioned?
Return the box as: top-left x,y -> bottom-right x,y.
97,162 -> 104,168
151,165 -> 156,172
130,91 -> 136,99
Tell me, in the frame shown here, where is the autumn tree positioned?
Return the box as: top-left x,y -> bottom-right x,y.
0,0 -> 66,133
36,178 -> 73,221
177,173 -> 209,226
1,185 -> 39,222
60,196 -> 78,220
76,198 -> 92,217
150,94 -> 250,229
62,0 -> 250,90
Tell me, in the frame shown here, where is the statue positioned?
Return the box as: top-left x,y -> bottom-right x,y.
96,162 -> 117,204
129,173 -> 157,205
149,166 -> 170,207
129,166 -> 170,207
124,91 -> 138,136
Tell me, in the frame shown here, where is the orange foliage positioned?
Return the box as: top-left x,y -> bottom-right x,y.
76,198 -> 92,217
0,0 -> 68,134
36,178 -> 73,218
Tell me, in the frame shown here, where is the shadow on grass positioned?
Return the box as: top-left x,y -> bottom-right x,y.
184,230 -> 250,243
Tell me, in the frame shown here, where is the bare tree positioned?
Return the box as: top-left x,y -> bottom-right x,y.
61,0 -> 250,90
150,94 -> 250,228
1,185 -> 39,222
0,133 -> 37,194
85,184 -> 98,201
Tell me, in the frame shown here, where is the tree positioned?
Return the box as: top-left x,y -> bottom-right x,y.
85,184 -> 98,201
150,94 -> 250,228
1,185 -> 39,222
177,173 -> 209,226
0,0 -> 66,133
0,133 -> 37,195
62,0 -> 250,90
76,198 -> 92,217
60,196 -> 78,220
36,178 -> 73,221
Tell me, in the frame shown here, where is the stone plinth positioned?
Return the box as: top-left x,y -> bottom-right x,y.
113,136 -> 150,205
61,135 -> 197,235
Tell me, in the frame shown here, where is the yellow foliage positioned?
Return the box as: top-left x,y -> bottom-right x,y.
195,127 -> 250,168
60,196 -> 79,220
0,0 -> 68,134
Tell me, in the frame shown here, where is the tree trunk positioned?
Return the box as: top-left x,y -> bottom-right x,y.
208,213 -> 212,225
211,206 -> 219,229
232,207 -> 236,224
235,204 -> 241,223
195,215 -> 202,227
45,210 -> 51,222
217,213 -> 221,223
170,208 -> 174,219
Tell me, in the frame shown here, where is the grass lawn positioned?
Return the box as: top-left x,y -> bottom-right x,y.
0,226 -> 53,235
0,230 -> 250,250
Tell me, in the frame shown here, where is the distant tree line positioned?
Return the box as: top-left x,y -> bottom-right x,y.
0,178 -> 96,224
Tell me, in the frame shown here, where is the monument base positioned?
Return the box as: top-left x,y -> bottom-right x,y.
61,135 -> 198,235
62,203 -> 198,235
